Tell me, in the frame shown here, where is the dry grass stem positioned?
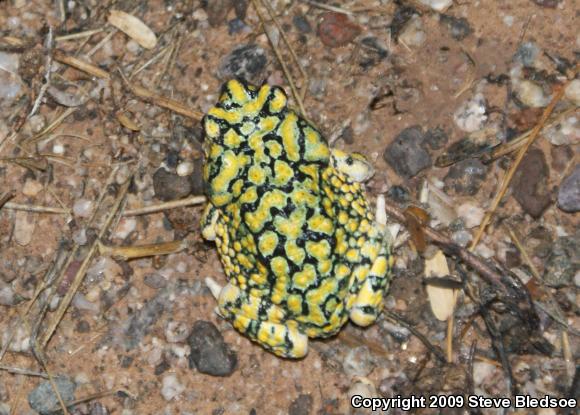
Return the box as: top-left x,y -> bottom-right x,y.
55,28 -> 105,42
2,202 -> 69,214
469,75 -> 574,251
0,365 -> 48,378
124,195 -> 206,216
98,239 -> 188,260
39,176 -> 132,348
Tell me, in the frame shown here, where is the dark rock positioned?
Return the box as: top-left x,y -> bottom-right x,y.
383,126 -> 431,178
317,12 -> 361,48
75,319 -> 90,333
511,148 -> 552,218
424,127 -> 449,150
154,359 -> 171,376
531,0 -> 561,8
28,376 -> 76,415
293,14 -> 312,33
558,164 -> 580,213
386,185 -> 410,204
439,14 -> 472,40
143,273 -> 168,289
203,0 -> 233,27
551,144 -> 573,172
543,232 -> 579,287
188,320 -> 237,376
153,168 -> 192,201
339,126 -> 354,145
233,0 -> 248,20
217,44 -> 268,84
390,5 -> 418,41
289,394 -> 313,415
228,18 -> 249,35
444,159 -> 488,196
358,37 -> 389,69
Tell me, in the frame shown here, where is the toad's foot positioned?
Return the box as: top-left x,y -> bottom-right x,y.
205,277 -> 309,358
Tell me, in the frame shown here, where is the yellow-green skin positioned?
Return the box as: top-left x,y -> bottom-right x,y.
201,79 -> 393,358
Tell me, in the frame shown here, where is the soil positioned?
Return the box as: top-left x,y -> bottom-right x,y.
0,1 -> 578,414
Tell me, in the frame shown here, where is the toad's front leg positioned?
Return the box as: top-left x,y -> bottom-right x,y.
205,278 -> 309,358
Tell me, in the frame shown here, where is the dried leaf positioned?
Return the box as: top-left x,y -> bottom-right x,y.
108,10 -> 157,49
424,249 -> 458,321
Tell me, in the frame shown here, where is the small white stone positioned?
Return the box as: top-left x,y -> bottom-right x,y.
22,179 -> 43,197
176,161 -> 193,177
192,8 -> 208,21
546,116 -> 579,146
161,374 -> 185,401
28,114 -> 46,133
514,80 -> 549,108
13,211 -> 35,246
417,0 -> 453,11
565,79 -> 580,106
457,202 -> 485,228
72,228 -> 87,245
473,361 -> 496,385
52,143 -> 65,155
503,15 -> 514,27
454,93 -> 487,132
114,217 -> 137,239
73,199 -> 93,218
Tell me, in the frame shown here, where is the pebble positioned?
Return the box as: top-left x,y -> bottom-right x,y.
161,374 -> 185,401
453,93 -> 488,132
28,376 -> 76,415
153,167 -> 192,201
0,281 -> 23,306
543,233 -> 579,287
342,346 -> 375,378
188,320 -> 237,377
551,145 -> 574,171
293,14 -> 312,33
22,179 -> 43,197
317,12 -> 361,48
13,211 -> 35,246
1,325 -> 29,352
457,202 -> 485,228
0,52 -> 21,106
114,217 -> 137,240
439,14 -> 472,40
175,161 -> 193,177
443,159 -> 488,196
72,228 -> 88,245
383,126 -> 432,178
424,127 -> 449,150
531,0 -> 561,7
0,403 -> 8,415
558,165 -> 580,212
52,143 -> 65,156
73,199 -> 94,218
228,18 -> 250,36
514,80 -> 550,108
204,0 -> 232,26
28,114 -> 46,133
417,0 -> 453,11
546,116 -> 579,146
473,361 -> 496,385
144,273 -> 168,289
399,15 -> 426,47
564,79 -> 580,106
165,320 -> 191,343
217,44 -> 268,84
288,394 -> 313,415
513,42 -> 540,67
511,148 -> 552,218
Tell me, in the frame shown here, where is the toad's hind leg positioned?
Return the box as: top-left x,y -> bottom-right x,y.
206,278 -> 309,358
349,195 -> 393,326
